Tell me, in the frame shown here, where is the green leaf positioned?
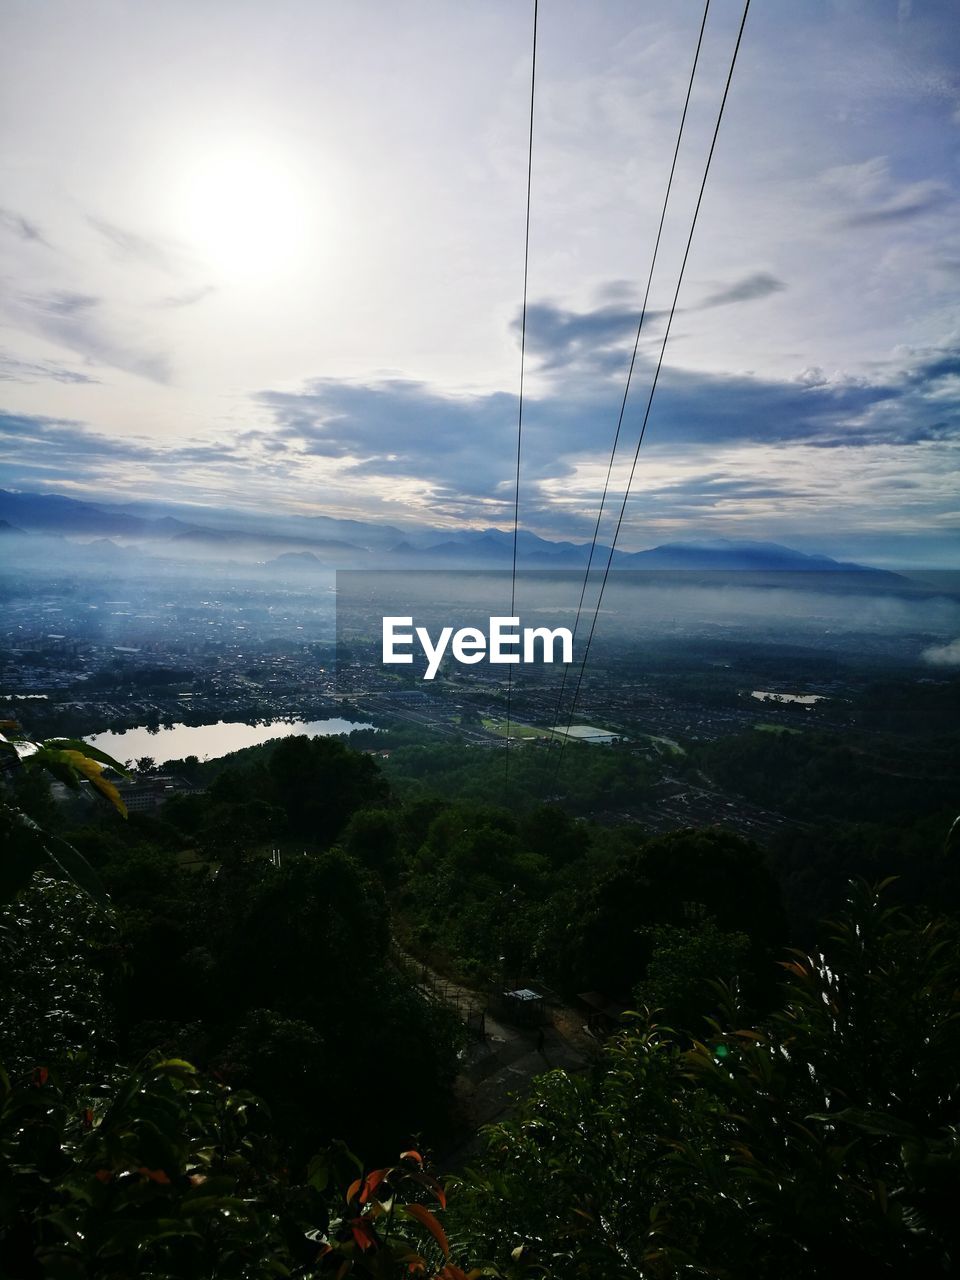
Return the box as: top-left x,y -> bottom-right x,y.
43,739 -> 132,777
52,750 -> 128,816
0,806 -> 106,905
808,1108 -> 918,1140
28,748 -> 82,789
0,810 -> 48,903
42,829 -> 110,903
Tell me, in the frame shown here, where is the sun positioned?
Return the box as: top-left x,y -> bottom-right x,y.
167,136 -> 314,283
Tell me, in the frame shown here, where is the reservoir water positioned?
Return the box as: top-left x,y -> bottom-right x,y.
87,717 -> 375,767
751,691 -> 826,705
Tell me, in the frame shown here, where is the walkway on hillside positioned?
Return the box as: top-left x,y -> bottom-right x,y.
391,942 -> 595,1170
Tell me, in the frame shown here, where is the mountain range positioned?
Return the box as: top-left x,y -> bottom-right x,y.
0,487 -> 890,575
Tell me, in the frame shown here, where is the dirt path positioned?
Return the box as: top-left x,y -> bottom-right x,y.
392,943 -> 595,1170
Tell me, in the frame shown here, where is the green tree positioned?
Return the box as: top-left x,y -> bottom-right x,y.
0,1055 -> 315,1278
558,827 -> 783,999
267,736 -> 390,846
0,874 -> 115,1081
632,919 -> 750,1034
453,881 -> 960,1279
343,807 -> 403,882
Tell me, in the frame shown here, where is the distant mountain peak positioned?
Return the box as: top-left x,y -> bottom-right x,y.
0,488 -> 892,574
619,539 -> 876,572
270,550 -> 322,564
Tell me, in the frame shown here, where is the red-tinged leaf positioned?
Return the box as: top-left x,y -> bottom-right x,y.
360,1168 -> 389,1204
346,1176 -> 363,1204
32,1066 -> 49,1087
138,1166 -> 171,1184
407,1260 -> 427,1276
403,1203 -> 449,1258
400,1149 -> 423,1165
439,1266 -> 468,1280
407,1169 -> 447,1209
350,1219 -> 378,1252
81,1108 -> 93,1129
94,1169 -> 112,1184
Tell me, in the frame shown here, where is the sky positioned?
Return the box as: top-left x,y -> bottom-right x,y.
1,0 -> 958,566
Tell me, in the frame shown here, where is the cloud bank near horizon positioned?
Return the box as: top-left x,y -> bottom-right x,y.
1,292 -> 957,563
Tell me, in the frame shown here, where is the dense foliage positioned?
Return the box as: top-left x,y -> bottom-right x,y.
2,714 -> 958,1277
1,1050 -> 465,1280
452,883 -> 960,1278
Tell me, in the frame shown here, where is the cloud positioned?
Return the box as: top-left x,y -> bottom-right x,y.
515,276 -> 789,376
0,411 -> 157,455
922,637 -> 960,666
0,350 -> 100,385
500,295 -> 951,444
259,379 -> 524,497
240,319 -> 960,542
34,291 -> 98,317
0,412 -> 266,500
0,207 -> 51,247
1,263 -> 958,551
512,300 -> 669,374
155,285 -> 216,309
842,181 -> 952,227
0,408 -> 361,480
1,338 -> 958,558
86,216 -> 186,273
820,158 -> 955,229
2,285 -> 958,547
699,272 -> 787,308
2,288 -> 172,383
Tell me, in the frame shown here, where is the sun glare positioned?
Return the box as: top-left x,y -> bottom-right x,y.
168,138 -> 313,282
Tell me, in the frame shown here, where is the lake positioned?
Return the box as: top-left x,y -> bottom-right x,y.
751,691 -> 826,705
87,717 -> 376,767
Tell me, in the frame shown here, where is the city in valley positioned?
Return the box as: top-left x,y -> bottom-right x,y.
2,504 -> 956,849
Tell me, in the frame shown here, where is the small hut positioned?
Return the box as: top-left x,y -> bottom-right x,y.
493,987 -> 546,1027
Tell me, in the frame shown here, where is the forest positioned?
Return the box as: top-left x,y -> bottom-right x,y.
1,715 -> 958,1278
